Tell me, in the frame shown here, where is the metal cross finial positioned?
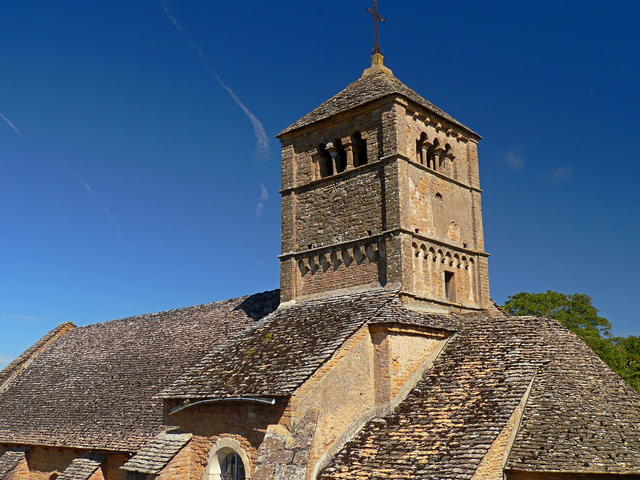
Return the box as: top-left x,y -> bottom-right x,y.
366,0 -> 385,55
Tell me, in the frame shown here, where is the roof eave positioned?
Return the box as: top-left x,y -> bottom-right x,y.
276,92 -> 482,141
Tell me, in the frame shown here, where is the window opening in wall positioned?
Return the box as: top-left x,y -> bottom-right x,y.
417,132 -> 427,165
444,271 -> 456,302
435,192 -> 443,201
318,143 -> 333,178
221,453 -> 246,480
334,139 -> 348,173
126,474 -> 150,480
353,131 -> 368,166
441,144 -> 452,170
427,139 -> 439,170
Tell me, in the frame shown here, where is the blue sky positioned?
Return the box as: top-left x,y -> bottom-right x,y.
1,0 -> 638,368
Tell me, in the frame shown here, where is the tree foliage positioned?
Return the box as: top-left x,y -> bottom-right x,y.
503,291 -> 640,393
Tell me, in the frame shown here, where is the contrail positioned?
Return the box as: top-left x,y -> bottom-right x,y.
159,1 -> 271,159
160,0 -> 183,31
259,184 -> 269,202
0,112 -> 24,138
64,167 -> 121,237
256,184 -> 269,216
215,76 -> 270,159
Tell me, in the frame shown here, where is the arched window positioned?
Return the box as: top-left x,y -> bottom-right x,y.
333,139 -> 348,173
352,131 -> 368,166
205,438 -> 251,480
317,143 -> 333,178
416,132 -> 427,165
221,453 -> 246,480
441,144 -> 452,170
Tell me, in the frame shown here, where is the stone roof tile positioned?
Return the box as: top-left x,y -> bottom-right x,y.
160,291 -> 461,400
160,290 -> 399,399
0,448 -> 27,479
0,290 -> 279,452
57,454 -> 105,480
122,430 -> 192,475
506,317 -> 640,473
0,322 -> 75,391
278,69 -> 478,138
321,315 -> 640,479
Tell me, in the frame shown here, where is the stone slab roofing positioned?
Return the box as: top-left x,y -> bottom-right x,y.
160,290 -> 460,400
57,454 -> 105,480
506,318 -> 640,474
278,69 -> 479,137
0,322 -> 73,392
321,315 -> 640,479
0,291 -> 279,452
0,448 -> 27,480
122,430 -> 192,475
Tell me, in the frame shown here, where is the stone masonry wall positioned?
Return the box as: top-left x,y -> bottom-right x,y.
295,239 -> 385,298
291,325 -> 376,476
294,168 -> 383,248
403,162 -> 478,251
408,238 -> 481,309
165,401 -> 289,480
278,100 -> 399,304
280,103 -> 386,188
1,447 -> 126,480
8,459 -> 30,480
402,106 -> 472,185
24,448 -> 85,480
286,323 -> 447,480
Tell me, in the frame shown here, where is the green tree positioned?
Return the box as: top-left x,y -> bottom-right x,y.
503,291 -> 640,393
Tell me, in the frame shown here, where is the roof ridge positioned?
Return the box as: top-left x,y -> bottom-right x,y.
76,289 -> 280,329
157,289 -> 401,400
0,322 -> 75,394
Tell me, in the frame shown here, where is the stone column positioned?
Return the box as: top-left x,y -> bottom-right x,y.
434,148 -> 445,171
342,136 -> 354,169
325,142 -> 338,174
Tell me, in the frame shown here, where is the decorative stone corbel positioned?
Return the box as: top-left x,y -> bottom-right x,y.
341,249 -> 353,268
330,250 -> 341,270
353,245 -> 365,265
298,259 -> 309,276
365,243 -> 378,262
319,253 -> 331,272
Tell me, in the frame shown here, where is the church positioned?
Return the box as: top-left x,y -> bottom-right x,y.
1,38 -> 639,480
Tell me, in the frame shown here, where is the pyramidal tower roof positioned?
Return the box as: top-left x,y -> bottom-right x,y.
279,54 -> 479,138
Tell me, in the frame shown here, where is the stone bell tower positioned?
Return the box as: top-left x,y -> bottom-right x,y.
277,54 -> 491,313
